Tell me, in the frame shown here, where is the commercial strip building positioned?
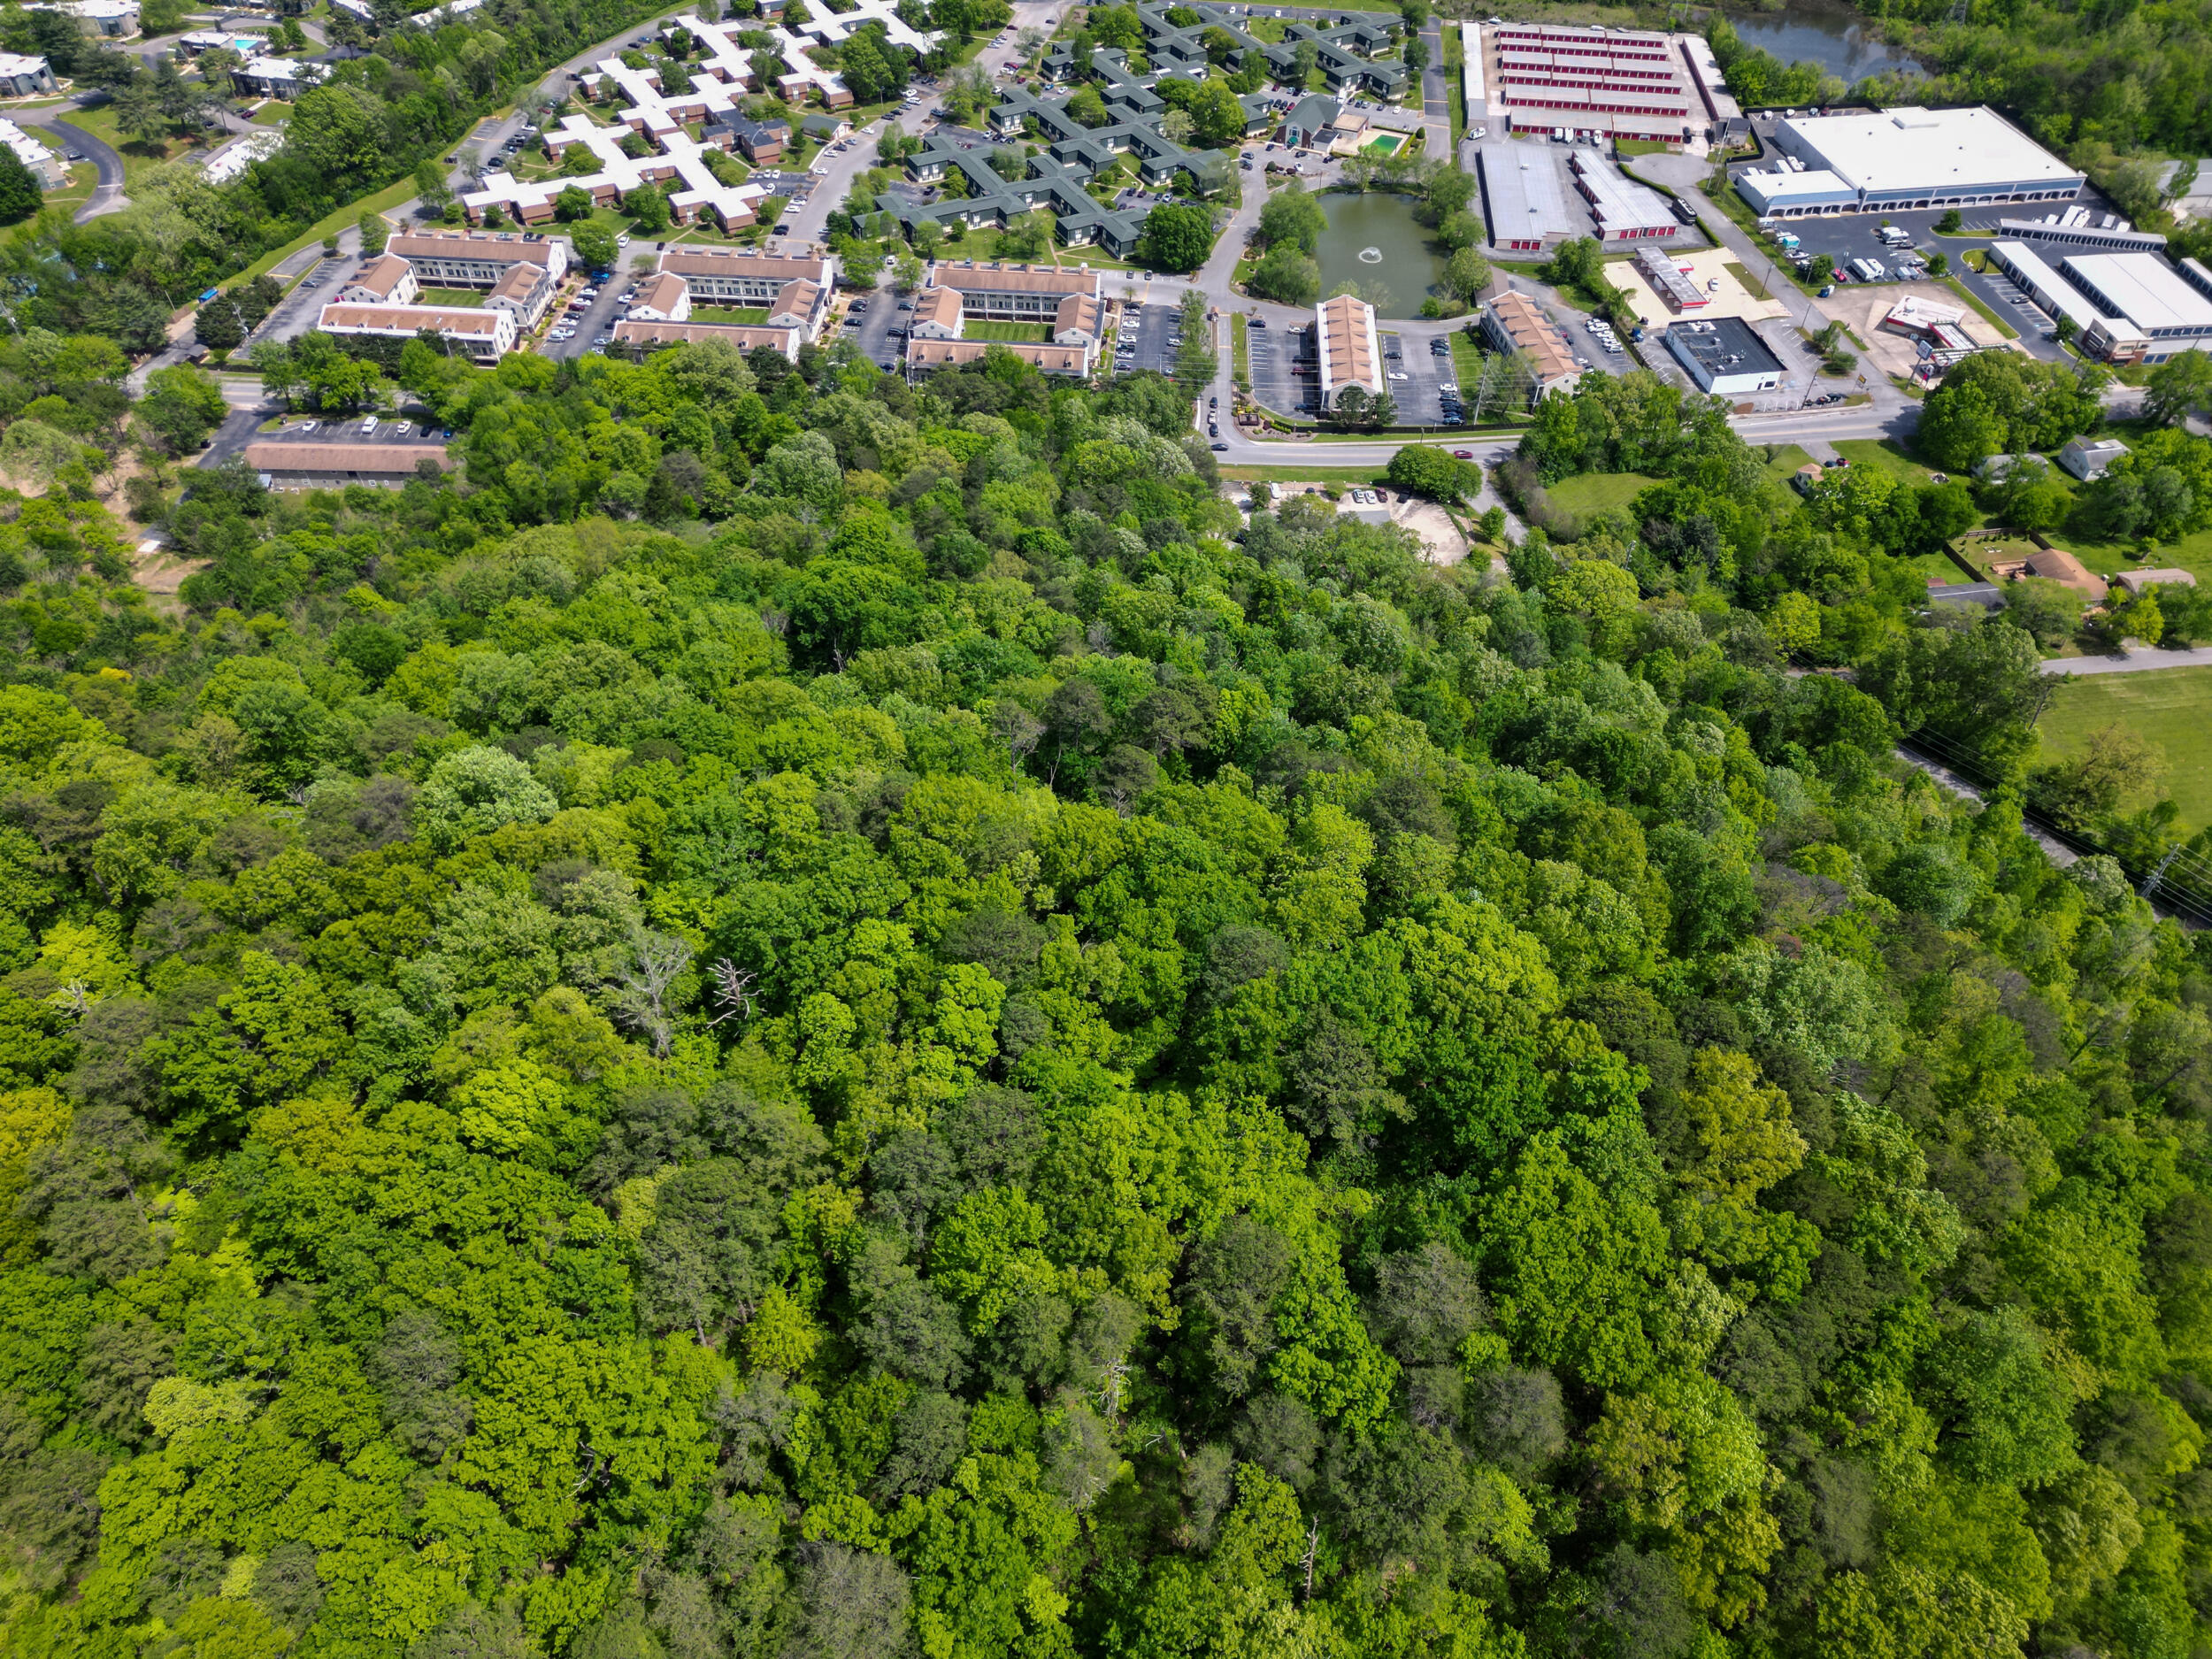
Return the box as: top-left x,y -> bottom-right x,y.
1479,290 -> 1581,400
243,441 -> 454,491
1983,241 -> 2212,362
1315,293 -> 1382,411
1664,315 -> 1783,396
1738,106 -> 2083,219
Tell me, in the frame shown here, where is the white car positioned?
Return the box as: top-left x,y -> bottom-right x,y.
1387,372 -> 1409,380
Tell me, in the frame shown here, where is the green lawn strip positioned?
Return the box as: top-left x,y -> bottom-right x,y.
1222,465 -> 1391,484
1763,442 -> 1816,479
964,320 -> 1048,342
1448,329 -> 1486,399
1616,138 -> 1674,157
2038,665 -> 2212,833
249,101 -> 291,127
241,177 -> 424,284
1939,273 -> 2016,339
1232,311 -> 1249,390
415,287 -> 486,307
1548,470 -> 1658,517
1832,437 -> 1938,483
1724,260 -> 1770,301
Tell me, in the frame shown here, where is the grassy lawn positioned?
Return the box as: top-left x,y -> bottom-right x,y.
241,177 -> 424,284
1232,311 -> 1248,390
1763,442 -> 1816,478
1548,471 -> 1658,517
249,101 -> 291,127
698,305 -> 771,323
968,319 -> 1050,342
1448,330 -> 1487,399
2039,666 -> 2212,833
1222,465 -> 1390,484
67,104 -> 211,181
1940,273 -> 2017,340
415,287 -> 486,306
1617,138 -> 1676,157
1724,260 -> 1771,302
1834,438 -> 1939,483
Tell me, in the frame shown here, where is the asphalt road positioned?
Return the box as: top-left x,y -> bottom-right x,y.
2039,645 -> 2212,676
19,113 -> 127,222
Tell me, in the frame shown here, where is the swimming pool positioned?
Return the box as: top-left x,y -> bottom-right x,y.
1363,133 -> 1404,155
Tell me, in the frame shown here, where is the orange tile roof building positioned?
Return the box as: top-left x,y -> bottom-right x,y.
1315,292 -> 1381,411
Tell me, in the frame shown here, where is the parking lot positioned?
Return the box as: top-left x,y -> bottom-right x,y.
1243,314 -> 1317,413
1112,303 -> 1182,377
843,291 -> 906,372
1727,188 -> 2104,365
1379,330 -> 1459,423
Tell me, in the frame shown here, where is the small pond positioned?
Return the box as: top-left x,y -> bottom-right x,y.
1723,1 -> 1924,82
1313,192 -> 1444,319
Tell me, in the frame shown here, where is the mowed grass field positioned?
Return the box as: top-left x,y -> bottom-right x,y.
1547,471 -> 1657,517
2039,664 -> 2212,833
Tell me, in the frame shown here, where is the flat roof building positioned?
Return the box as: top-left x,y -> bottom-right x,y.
1985,242 -> 2147,359
1665,315 -> 1783,396
2061,253 -> 2212,349
0,55 -> 58,96
1460,21 -> 1486,124
1763,106 -> 2082,214
1487,22 -> 1694,142
1571,149 -> 1676,241
1315,292 -> 1381,411
1733,165 -> 1859,219
1479,140 -> 1577,250
1635,245 -> 1708,311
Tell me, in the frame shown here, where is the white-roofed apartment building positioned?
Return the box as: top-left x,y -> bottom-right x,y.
465,9 -> 939,234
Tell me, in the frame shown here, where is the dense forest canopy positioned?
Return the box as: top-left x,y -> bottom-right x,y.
0,331 -> 2207,1659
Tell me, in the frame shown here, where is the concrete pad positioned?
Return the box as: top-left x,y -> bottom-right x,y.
1608,244 -> 1790,331
1852,279 -> 2014,380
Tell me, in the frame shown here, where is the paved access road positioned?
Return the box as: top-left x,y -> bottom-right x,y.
12,108 -> 127,223
2039,645 -> 2212,677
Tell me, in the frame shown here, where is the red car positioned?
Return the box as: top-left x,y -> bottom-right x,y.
1453,449 -> 1473,459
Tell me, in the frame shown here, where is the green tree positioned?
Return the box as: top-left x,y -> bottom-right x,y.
136,365 -> 228,454
1136,202 -> 1213,273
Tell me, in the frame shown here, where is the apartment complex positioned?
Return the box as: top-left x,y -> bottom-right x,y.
897,265 -> 1104,378
316,303 -> 517,364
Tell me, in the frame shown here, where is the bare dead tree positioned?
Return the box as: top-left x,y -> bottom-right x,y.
709,957 -> 759,1025
611,929 -> 692,1058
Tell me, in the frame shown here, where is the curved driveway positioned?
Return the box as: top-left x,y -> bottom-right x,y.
19,114 -> 127,222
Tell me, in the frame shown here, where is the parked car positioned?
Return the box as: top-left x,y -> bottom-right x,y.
1452,449 -> 1472,458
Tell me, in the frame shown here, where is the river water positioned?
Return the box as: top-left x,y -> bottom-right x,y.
1724,1 -> 1924,81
